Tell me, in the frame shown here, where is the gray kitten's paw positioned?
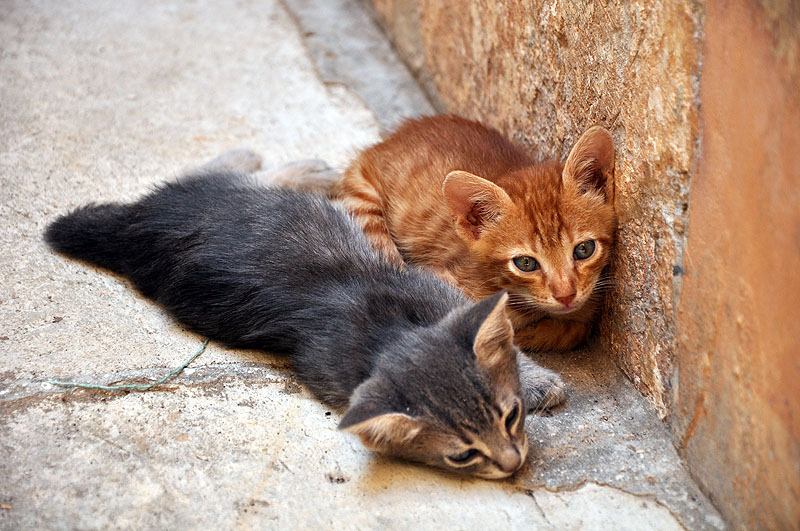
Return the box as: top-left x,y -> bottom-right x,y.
199,149 -> 264,174
516,353 -> 567,413
252,159 -> 340,194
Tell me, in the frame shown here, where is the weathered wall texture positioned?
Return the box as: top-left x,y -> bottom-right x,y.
672,1 -> 800,528
369,0 -> 703,418
365,0 -> 799,527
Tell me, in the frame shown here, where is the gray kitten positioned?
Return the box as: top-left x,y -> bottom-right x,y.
44,157 -> 564,478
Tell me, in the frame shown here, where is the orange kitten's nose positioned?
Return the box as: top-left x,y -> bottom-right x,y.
555,293 -> 576,307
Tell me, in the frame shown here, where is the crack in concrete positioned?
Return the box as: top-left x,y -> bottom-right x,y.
0,364 -> 298,405
517,481 -> 690,531
523,488 -> 554,526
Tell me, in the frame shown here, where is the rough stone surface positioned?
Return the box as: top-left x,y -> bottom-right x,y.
672,1 -> 800,528
366,0 -> 704,419
1,0 -> 723,528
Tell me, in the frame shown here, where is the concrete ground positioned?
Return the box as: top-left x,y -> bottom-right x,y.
0,0 -> 725,529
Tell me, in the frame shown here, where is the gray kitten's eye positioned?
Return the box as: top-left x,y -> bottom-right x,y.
448,448 -> 480,464
505,401 -> 520,432
573,240 -> 596,260
513,256 -> 539,272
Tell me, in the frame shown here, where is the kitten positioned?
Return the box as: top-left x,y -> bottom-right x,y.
44,168 -> 564,478
272,115 -> 616,351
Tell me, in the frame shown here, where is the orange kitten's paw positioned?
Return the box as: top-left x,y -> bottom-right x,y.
515,318 -> 592,352
197,149 -> 264,174
253,159 -> 340,194
516,353 -> 567,413
436,270 -> 461,289
376,242 -> 407,269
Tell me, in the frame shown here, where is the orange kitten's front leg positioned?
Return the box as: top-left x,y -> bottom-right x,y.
514,318 -> 593,352
335,162 -> 406,268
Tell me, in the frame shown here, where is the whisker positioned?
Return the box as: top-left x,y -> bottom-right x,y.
506,293 -> 543,312
530,389 -> 557,416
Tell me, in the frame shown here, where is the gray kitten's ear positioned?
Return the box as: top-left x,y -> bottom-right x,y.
339,401 -> 423,452
563,126 -> 615,201
471,292 -> 515,372
443,171 -> 514,240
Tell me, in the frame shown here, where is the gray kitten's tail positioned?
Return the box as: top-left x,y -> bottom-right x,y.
44,202 -> 133,272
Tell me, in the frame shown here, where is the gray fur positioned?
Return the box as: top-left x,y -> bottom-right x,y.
213,149 -> 567,412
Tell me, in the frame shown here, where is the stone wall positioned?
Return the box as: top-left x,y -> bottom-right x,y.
365,0 -> 799,527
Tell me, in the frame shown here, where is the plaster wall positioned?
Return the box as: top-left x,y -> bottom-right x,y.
673,1 -> 800,527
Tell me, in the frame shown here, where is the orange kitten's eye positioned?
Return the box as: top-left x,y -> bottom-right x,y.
513,256 -> 539,272
573,240 -> 596,260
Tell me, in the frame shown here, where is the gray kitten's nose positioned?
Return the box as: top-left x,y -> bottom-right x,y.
495,446 -> 523,473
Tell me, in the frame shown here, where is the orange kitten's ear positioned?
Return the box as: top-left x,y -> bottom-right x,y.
339,405 -> 423,452
563,126 -> 615,202
443,171 -> 514,241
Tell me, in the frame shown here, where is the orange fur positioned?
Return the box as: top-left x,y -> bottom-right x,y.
334,115 -> 616,351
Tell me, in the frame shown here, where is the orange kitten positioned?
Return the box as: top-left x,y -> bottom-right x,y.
268,115 -> 616,351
